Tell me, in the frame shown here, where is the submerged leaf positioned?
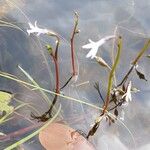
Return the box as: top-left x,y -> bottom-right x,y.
135,68 -> 147,81
0,90 -> 14,115
0,90 -> 12,103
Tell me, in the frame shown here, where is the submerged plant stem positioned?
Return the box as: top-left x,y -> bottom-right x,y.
132,40 -> 150,65
47,33 -> 60,60
51,53 -> 60,94
59,12 -> 79,90
44,53 -> 60,117
103,36 -> 122,113
87,36 -> 122,139
118,39 -> 150,86
70,12 -> 79,76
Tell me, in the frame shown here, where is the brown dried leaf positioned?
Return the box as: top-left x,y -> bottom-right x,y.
114,109 -> 118,117
135,68 -> 147,81
95,56 -> 111,70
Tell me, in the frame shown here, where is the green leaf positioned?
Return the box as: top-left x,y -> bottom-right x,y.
0,91 -> 12,103
0,91 -> 14,115
46,44 -> 53,54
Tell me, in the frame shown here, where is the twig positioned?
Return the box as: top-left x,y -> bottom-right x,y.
70,12 -> 79,76
60,75 -> 73,90
117,39 -> 150,86
59,12 -> 79,90
94,82 -> 105,104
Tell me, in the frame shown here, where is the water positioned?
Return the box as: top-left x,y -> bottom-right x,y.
0,0 -> 150,149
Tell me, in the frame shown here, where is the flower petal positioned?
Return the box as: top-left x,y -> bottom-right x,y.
28,22 -> 34,29
104,35 -> 116,41
88,39 -> 94,43
97,39 -> 105,46
27,29 -> 31,35
82,35 -> 115,59
86,47 -> 98,59
82,43 -> 93,49
34,21 -> 38,28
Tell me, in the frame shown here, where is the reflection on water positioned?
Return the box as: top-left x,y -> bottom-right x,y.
0,0 -> 150,149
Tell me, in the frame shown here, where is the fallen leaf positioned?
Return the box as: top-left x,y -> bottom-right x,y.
39,123 -> 95,150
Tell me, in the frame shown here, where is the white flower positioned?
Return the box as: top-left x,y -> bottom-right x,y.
27,21 -> 49,36
125,81 -> 132,102
122,81 -> 132,103
82,35 -> 115,59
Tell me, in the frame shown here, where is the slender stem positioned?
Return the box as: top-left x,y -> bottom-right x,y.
46,53 -> 60,116
51,53 -> 60,94
102,37 -> 122,113
60,75 -> 73,90
70,12 -> 79,76
57,13 -> 79,91
117,39 -> 150,87
94,83 -> 105,104
47,33 -> 60,60
132,40 -> 150,65
117,66 -> 134,87
30,44 -> 60,121
111,26 -> 118,86
108,99 -> 124,111
87,37 -> 122,139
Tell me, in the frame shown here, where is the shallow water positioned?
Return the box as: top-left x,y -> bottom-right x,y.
0,0 -> 150,149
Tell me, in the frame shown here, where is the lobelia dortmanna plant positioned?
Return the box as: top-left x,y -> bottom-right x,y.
27,12 -> 79,122
26,13 -> 150,140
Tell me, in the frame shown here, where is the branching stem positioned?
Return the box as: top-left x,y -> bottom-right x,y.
117,39 -> 150,86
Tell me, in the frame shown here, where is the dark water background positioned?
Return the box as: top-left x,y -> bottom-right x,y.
0,0 -> 150,149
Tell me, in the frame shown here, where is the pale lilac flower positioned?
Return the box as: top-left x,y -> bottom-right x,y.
27,21 -> 49,36
82,35 -> 115,59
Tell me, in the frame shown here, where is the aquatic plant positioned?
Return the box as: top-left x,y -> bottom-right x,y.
0,2 -> 150,149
